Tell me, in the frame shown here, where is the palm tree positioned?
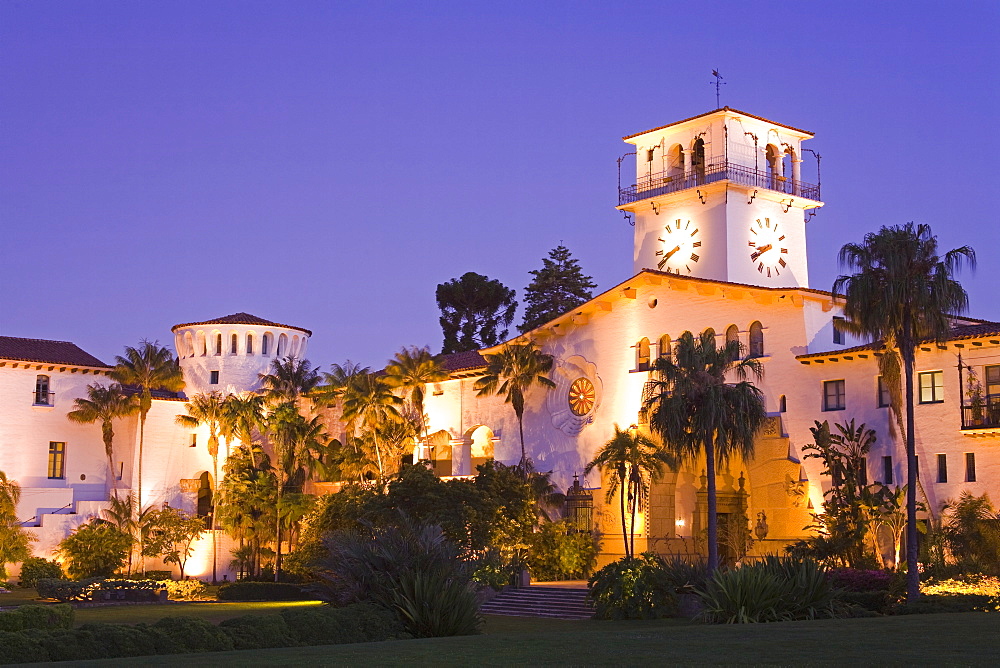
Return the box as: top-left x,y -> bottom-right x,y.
584,425 -> 674,558
66,382 -> 138,497
176,391 -> 227,583
473,343 -> 556,471
384,346 -> 449,448
645,330 -> 767,572
221,393 -> 267,467
833,222 -> 974,602
110,340 -> 184,567
341,372 -> 404,484
100,493 -> 139,574
0,471 -> 33,579
266,401 -> 327,580
259,356 -> 320,406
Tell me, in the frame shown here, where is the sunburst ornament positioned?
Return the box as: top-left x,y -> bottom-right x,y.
568,377 -> 596,416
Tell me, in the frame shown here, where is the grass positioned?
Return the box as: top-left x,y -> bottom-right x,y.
54,612 -> 1000,666
72,600 -> 325,626
0,588 -> 42,608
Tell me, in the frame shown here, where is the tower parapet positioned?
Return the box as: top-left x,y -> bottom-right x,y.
171,313 -> 311,395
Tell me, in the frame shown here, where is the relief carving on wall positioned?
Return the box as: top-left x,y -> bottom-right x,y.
547,355 -> 603,436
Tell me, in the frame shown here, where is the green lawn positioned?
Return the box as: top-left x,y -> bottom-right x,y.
55,612 -> 1000,666
72,600 -> 324,626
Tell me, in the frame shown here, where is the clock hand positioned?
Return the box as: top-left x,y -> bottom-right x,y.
750,243 -> 773,261
657,245 -> 682,268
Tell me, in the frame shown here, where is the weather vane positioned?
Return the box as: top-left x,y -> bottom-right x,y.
710,69 -> 726,108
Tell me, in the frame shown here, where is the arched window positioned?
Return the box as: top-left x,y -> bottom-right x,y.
34,375 -> 51,405
196,331 -> 207,356
215,333 -> 222,356
692,137 -> 706,183
262,333 -> 271,356
277,333 -> 288,358
246,334 -> 254,355
183,331 -> 195,358
658,334 -> 671,362
765,144 -> 782,189
636,337 -> 651,371
667,144 -> 684,179
702,327 -> 716,344
726,324 -> 739,348
779,395 -> 787,412
749,321 -> 764,357
231,333 -> 238,354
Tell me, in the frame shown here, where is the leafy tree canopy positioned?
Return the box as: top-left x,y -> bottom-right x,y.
436,272 -> 517,354
519,245 -> 596,333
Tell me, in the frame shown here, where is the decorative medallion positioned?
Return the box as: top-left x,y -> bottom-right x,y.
568,377 -> 596,416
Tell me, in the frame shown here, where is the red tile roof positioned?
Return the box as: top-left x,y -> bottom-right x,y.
797,323 -> 1000,360
440,350 -> 487,373
171,312 -> 312,336
0,336 -> 110,368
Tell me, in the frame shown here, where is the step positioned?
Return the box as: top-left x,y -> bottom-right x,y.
480,586 -> 595,620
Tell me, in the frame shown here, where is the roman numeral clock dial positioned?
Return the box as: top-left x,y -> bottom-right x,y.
656,219 -> 702,275
748,217 -> 789,278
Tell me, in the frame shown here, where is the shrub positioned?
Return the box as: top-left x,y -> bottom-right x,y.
827,568 -> 895,592
21,628 -> 104,662
143,570 -> 172,580
162,579 -> 207,600
588,553 -> 677,620
218,613 -> 296,650
893,593 -> 993,614
216,581 -> 309,601
13,604 -> 74,630
17,557 -> 63,588
77,622 -> 175,658
35,578 -> 95,602
526,521 -> 598,581
698,556 -> 837,624
317,517 -> 481,636
0,631 -> 48,664
56,521 -> 132,579
0,611 -> 24,632
281,603 -> 405,646
152,616 -> 234,653
838,590 -> 893,613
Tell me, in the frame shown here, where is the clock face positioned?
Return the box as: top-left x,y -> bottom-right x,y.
747,217 -> 789,278
656,218 -> 702,275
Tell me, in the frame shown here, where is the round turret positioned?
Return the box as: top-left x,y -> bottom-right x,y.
171,312 -> 312,395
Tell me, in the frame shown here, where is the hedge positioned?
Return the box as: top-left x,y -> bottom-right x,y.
0,605 -> 74,633
216,581 -> 310,601
0,604 -> 407,664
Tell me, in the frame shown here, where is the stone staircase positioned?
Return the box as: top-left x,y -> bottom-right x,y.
480,586 -> 595,620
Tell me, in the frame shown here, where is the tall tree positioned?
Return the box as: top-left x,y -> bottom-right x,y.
436,272 -> 517,353
473,343 -> 556,470
341,371 -> 404,484
584,425 -> 674,558
66,382 -> 138,497
259,356 -> 320,405
110,340 -> 184,569
645,330 -> 767,572
384,346 -> 449,447
0,471 -> 33,580
176,391 -> 227,583
266,401 -> 327,581
833,222 -> 974,602
221,393 -> 267,467
519,244 -> 597,333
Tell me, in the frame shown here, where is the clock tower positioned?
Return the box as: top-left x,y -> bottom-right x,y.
617,108 -> 823,288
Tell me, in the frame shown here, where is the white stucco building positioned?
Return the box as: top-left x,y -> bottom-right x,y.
2,106 -> 997,572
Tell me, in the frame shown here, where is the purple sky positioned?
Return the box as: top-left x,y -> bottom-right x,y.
3,1 -> 998,370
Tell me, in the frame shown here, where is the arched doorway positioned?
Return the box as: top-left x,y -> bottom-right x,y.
196,471 -> 213,528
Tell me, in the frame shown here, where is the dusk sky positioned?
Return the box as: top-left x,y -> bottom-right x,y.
3,1 -> 998,370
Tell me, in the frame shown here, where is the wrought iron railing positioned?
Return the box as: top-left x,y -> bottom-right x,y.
619,161 -> 821,206
961,399 -> 1000,430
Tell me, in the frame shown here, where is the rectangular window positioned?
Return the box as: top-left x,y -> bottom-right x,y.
34,375 -> 51,405
210,370 -> 219,385
646,149 -> 655,162
117,461 -> 123,481
823,380 -> 846,411
858,457 -> 868,486
833,316 -> 845,345
966,452 -> 977,482
190,434 -> 198,448
919,371 -> 944,404
47,442 -> 65,479
937,454 -> 948,483
877,376 -> 892,408
915,455 -> 919,479
882,456 -> 893,485
987,366 -> 1000,401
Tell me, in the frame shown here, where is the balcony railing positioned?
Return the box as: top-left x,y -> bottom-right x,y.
618,160 -> 821,206
961,399 -> 1000,430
